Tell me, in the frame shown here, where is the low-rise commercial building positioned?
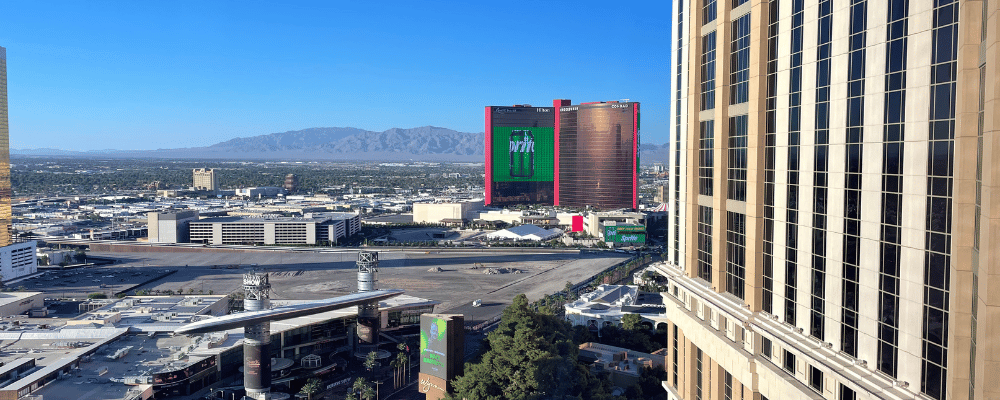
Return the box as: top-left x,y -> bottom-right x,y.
0,241 -> 37,282
564,285 -> 665,335
147,210 -> 199,243
412,200 -> 484,224
189,213 -> 360,245
0,292 -> 45,317
235,187 -> 286,198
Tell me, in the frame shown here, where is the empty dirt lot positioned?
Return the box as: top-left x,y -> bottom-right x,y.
79,248 -> 631,321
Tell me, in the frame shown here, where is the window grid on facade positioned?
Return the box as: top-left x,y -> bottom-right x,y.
700,121 -> 715,196
783,350 -> 796,374
809,366 -> 824,393
703,0 -> 717,24
840,0 -> 867,358
840,384 -> 857,400
970,40 -> 986,400
784,0 -> 804,327
674,3 -> 686,265
724,371 -> 733,400
762,0 -> 779,315
876,0 -> 909,378
672,324 -> 679,388
921,1 -> 958,398
701,32 -> 717,111
809,0 -> 832,341
695,348 -> 704,400
698,206 -> 713,283
726,212 -> 746,299
728,115 -> 748,201
730,14 -> 751,105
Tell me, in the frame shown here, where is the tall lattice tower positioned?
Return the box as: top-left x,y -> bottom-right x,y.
242,271 -> 272,400
356,251 -> 380,349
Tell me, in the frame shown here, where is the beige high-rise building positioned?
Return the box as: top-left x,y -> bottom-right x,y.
658,1 -> 998,400
192,168 -> 218,191
0,46 -> 11,247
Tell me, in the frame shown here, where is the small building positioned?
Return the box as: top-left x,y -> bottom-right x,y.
0,292 -> 45,317
0,241 -> 37,281
413,201 -> 484,224
564,285 -> 665,334
147,210 -> 200,243
235,187 -> 287,198
577,342 -> 666,388
584,211 -> 647,239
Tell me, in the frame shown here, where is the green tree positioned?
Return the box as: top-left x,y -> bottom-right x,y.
620,313 -> 642,331
299,378 -> 322,400
448,294 -> 611,400
87,292 -> 107,299
352,378 -> 375,400
364,350 -> 378,371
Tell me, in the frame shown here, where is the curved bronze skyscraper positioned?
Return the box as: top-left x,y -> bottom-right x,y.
555,102 -> 639,210
0,47 -> 11,246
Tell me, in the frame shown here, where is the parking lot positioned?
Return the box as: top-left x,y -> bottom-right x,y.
12,266 -> 175,300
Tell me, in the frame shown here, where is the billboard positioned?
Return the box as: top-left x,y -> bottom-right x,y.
491,126 -> 555,182
243,343 -> 271,390
486,106 -> 555,206
419,314 -> 464,380
604,225 -> 646,244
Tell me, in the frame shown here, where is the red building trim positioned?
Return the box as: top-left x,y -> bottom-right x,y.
633,104 -> 639,209
484,107 -> 492,206
553,100 -> 561,206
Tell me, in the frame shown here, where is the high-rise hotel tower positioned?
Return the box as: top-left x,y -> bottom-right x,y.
0,46 -> 12,247
662,1 -> 997,400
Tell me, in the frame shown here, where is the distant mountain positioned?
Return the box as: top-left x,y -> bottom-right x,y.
14,127 -> 669,164
639,142 -> 670,165
13,126 -> 486,162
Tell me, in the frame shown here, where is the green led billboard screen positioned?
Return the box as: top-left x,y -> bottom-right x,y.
491,126 -> 554,182
420,315 -> 449,380
604,225 -> 646,244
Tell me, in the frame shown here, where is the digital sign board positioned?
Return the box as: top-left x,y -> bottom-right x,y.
491,126 -> 555,182
486,106 -> 556,206
604,225 -> 646,244
419,314 -> 464,400
420,316 -> 449,379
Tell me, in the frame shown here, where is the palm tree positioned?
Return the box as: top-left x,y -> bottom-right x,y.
364,351 -> 378,371
394,351 -> 408,388
299,378 -> 322,400
396,342 -> 410,384
390,357 -> 401,389
352,378 -> 375,400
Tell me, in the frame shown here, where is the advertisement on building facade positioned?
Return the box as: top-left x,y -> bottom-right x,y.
490,126 -> 555,182
603,224 -> 646,244
486,106 -> 556,206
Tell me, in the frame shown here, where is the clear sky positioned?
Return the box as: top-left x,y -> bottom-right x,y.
2,0 -> 672,151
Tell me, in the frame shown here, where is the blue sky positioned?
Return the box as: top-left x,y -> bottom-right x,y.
2,1 -> 672,151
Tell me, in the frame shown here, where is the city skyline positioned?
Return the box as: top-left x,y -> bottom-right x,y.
1,1 -> 673,151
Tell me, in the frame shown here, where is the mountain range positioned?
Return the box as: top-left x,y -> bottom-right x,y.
13,126 -> 669,164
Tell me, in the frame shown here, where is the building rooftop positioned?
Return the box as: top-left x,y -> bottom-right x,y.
566,285 -> 665,317
0,292 -> 43,309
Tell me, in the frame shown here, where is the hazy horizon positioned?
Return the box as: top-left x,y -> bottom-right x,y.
2,1 -> 672,151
